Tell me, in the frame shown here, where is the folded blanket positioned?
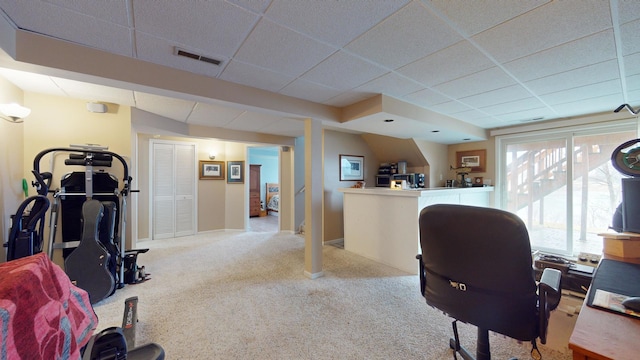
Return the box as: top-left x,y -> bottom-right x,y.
0,253 -> 98,359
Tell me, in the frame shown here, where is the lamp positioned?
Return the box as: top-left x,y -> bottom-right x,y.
0,103 -> 31,123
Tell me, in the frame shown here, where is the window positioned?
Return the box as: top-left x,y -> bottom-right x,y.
496,120 -> 636,256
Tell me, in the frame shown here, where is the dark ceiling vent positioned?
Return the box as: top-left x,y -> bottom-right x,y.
174,47 -> 222,66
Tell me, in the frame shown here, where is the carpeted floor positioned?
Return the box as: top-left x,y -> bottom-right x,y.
249,213 -> 278,232
92,231 -> 573,360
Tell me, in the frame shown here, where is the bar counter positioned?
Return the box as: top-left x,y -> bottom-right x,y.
338,186 -> 493,274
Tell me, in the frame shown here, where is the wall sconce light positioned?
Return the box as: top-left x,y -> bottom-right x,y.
209,151 -> 217,160
0,103 -> 31,123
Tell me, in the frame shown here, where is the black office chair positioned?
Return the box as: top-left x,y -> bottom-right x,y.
416,204 -> 562,360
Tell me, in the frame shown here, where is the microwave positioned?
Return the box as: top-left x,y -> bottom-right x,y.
375,175 -> 392,187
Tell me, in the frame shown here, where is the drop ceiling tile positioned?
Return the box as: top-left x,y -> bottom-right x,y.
397,41 -> 494,87
621,19 -> 640,56
355,72 -> 424,99
52,78 -> 135,106
135,92 -> 194,122
628,89 -> 640,104
496,107 -> 555,123
480,97 -> 547,117
459,85 -> 532,109
323,91 -> 372,107
618,1 -> 640,24
234,19 -> 336,76
428,0 -> 548,36
403,88 -> 452,107
133,0 -> 257,57
627,73 -> 640,91
220,60 -> 295,92
43,0 -> 130,26
429,101 -> 472,115
227,0 -> 272,14
472,0 -> 612,63
265,0 -> 409,47
458,114 -> 505,129
301,51 -> 387,91
279,78 -> 340,104
225,111 -> 282,132
0,0 -> 133,56
539,79 -> 622,106
552,94 -> 623,118
135,33 -> 224,78
0,68 -> 66,97
504,30 -> 616,82
187,102 -> 244,127
345,1 -> 461,70
625,52 -> 640,76
433,67 -> 516,99
525,60 -> 620,95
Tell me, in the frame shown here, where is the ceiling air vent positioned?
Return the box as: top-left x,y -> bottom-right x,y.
174,47 -> 222,66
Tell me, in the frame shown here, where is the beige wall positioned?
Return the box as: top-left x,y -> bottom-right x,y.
137,134 -> 250,239
323,130 -> 380,242
448,139 -> 496,206
0,77 -> 25,257
448,139 -> 495,186
2,83 -> 490,255
19,93 -> 132,259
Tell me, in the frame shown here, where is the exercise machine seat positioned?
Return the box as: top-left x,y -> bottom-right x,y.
5,195 -> 50,261
416,204 -> 561,360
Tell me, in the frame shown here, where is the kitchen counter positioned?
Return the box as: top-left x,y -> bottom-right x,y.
338,186 -> 493,274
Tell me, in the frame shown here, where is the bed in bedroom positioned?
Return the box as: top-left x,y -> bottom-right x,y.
266,183 -> 279,214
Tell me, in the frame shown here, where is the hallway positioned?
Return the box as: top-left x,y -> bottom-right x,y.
248,214 -> 278,232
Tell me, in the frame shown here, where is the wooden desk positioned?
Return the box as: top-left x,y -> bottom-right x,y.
568,264 -> 640,359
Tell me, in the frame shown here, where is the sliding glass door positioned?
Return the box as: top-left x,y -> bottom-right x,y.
497,122 -> 635,256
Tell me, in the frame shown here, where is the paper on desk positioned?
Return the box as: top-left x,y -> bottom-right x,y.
592,289 -> 640,318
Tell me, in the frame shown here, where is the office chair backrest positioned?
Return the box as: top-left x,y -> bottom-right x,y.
419,204 -> 538,341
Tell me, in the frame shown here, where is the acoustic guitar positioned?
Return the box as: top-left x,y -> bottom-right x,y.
65,200 -> 115,304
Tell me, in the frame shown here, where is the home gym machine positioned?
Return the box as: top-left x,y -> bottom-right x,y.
34,145 -> 149,304
3,171 -> 52,261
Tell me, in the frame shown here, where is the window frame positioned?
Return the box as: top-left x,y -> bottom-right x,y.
495,119 -> 637,256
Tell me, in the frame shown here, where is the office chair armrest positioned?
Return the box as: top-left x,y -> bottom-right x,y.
539,268 -> 562,311
416,254 -> 426,296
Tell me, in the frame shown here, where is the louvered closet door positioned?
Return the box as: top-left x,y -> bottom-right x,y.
174,144 -> 195,237
152,141 -> 196,239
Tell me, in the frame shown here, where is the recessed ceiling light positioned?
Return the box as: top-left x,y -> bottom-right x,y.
384,119 -> 394,123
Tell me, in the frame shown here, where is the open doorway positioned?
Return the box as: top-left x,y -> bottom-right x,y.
248,146 -> 279,232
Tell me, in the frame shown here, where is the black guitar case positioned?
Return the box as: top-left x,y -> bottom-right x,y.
65,200 -> 116,304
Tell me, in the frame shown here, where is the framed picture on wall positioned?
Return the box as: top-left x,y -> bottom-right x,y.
456,149 -> 486,173
339,154 -> 364,181
199,160 -> 225,180
227,161 -> 244,184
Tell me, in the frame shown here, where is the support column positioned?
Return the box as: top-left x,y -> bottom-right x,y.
304,118 -> 324,279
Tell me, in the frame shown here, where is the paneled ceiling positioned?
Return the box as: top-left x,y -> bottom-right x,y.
0,0 -> 639,144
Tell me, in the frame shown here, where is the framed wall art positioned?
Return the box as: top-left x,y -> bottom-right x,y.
227,161 -> 245,184
339,154 -> 364,181
456,149 -> 486,173
200,160 -> 225,180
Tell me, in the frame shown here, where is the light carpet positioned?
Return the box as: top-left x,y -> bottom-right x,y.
92,231 -> 573,360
